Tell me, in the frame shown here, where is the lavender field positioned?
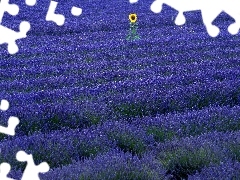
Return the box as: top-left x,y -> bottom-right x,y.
1,0 -> 240,179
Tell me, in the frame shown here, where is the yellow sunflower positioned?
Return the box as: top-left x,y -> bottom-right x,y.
129,13 -> 137,23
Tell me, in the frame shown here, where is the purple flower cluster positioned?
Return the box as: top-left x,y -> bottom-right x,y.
0,126 -> 114,172
150,130 -> 240,179
188,160 -> 240,180
130,105 -> 240,140
38,149 -> 166,180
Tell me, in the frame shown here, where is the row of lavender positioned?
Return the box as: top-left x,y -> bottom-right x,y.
2,119 -> 240,179
2,61 -> 239,106
1,105 -> 240,174
1,22 -> 239,67
1,25 -> 238,75
1,70 -> 239,137
1,50 -> 239,93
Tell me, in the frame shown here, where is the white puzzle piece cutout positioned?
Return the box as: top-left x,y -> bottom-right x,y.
0,163 -> 16,180
46,1 -> 82,25
46,0 -> 65,26
16,151 -> 50,180
150,0 -> 240,37
0,0 -> 31,54
71,6 -> 82,17
0,99 -> 9,111
0,116 -> 19,136
0,100 -> 49,179
0,0 -> 19,24
0,21 -> 30,54
129,0 -> 138,4
25,0 -> 37,6
0,100 -> 19,136
0,0 -> 82,54
0,100 -> 19,179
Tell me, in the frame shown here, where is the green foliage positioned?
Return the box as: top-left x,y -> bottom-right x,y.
181,116 -> 240,139
188,92 -> 221,110
33,146 -> 72,169
146,126 -> 176,143
230,87 -> 240,106
18,118 -> 42,135
85,55 -> 93,63
72,138 -> 103,160
78,141 -> 101,159
215,117 -> 240,132
84,111 -> 101,126
26,141 -> 72,170
18,111 -> 102,137
113,102 -> 147,118
228,143 -> 240,162
107,131 -> 146,156
112,100 -> 173,120
157,146 -> 221,179
181,123 -> 207,137
48,115 -> 61,131
47,113 -> 81,131
0,133 -> 7,141
79,176 -> 92,180
78,165 -> 161,180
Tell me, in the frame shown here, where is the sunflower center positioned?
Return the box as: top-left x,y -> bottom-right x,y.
131,16 -> 135,20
